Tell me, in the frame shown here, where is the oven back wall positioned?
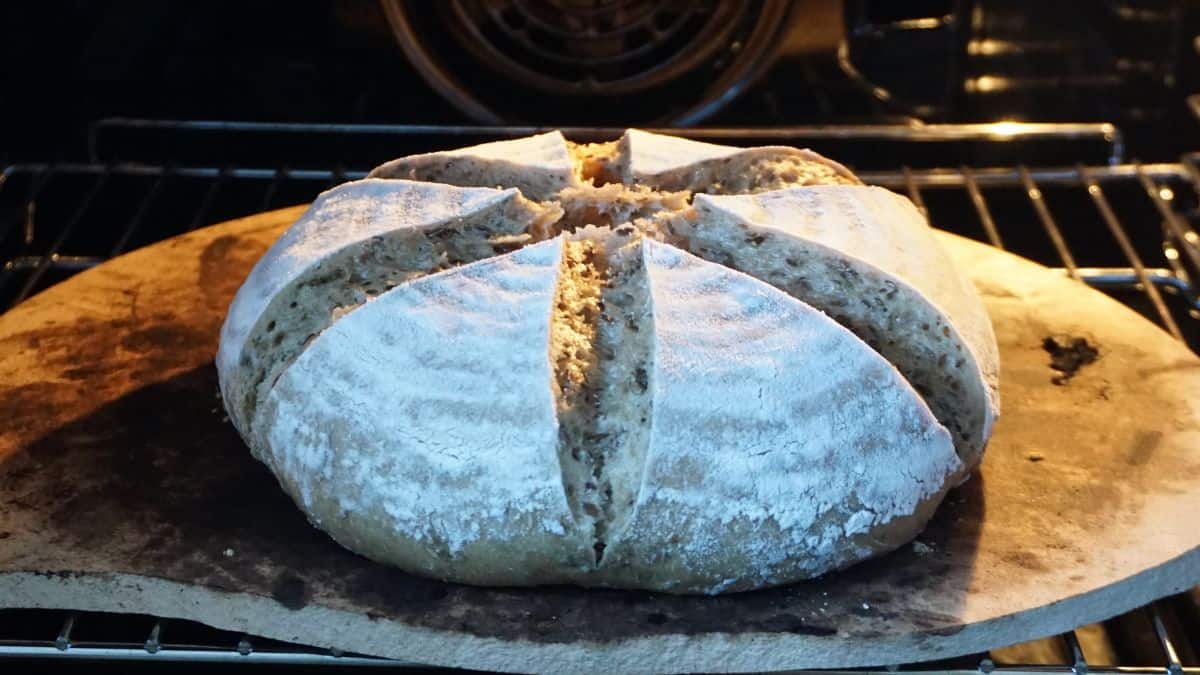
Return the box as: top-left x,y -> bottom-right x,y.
4,1 -> 1200,162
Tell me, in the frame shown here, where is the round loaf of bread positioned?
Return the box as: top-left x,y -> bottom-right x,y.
217,130 -> 999,594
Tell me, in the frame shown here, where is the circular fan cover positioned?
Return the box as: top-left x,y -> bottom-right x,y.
381,0 -> 789,124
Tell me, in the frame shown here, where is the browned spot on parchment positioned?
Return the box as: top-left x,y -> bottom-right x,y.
1126,430 -> 1162,467
199,234 -> 267,311
0,232 -> 269,459
1002,550 -> 1048,572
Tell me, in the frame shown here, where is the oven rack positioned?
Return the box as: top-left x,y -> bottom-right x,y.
3,157 -> 1198,339
0,609 -> 397,668
0,596 -> 1197,673
1,126 -> 1199,671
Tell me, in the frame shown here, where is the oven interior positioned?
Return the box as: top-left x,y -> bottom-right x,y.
1,1 -> 1199,672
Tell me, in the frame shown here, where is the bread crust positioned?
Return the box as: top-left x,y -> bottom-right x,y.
218,130 -> 999,594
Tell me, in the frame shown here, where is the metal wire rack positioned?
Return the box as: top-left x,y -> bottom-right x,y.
1,122 -> 1198,672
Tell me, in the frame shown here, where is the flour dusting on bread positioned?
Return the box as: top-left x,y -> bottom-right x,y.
217,129 -> 999,594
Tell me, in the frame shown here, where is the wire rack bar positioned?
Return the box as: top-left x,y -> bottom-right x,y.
0,643 -> 402,667
10,169 -> 111,305
1136,164 -> 1200,275
0,165 -> 53,252
1061,629 -> 1087,673
144,619 -> 164,654
1018,165 -> 1080,278
189,167 -> 228,230
258,166 -> 288,212
901,166 -> 929,216
962,165 -> 1006,248
860,164 -> 1188,187
329,163 -> 350,190
782,662 -> 1195,667
1149,603 -> 1185,675
1075,266 -> 1194,293
4,163 -> 344,181
1078,165 -> 1184,340
54,613 -> 76,651
7,628 -> 1200,673
3,255 -> 102,271
110,171 -> 168,257
86,117 -> 1124,146
0,170 -> 10,234
9,161 -> 1190,186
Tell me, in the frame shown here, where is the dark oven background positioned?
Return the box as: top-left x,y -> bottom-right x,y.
4,1 -> 1200,161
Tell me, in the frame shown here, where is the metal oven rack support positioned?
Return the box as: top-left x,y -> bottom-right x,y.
0,121 -> 1198,672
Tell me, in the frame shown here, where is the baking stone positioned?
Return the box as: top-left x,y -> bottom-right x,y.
0,206 -> 1197,674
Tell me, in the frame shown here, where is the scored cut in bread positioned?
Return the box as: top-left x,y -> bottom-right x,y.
598,240 -> 961,593
367,130 -> 582,200
616,128 -> 861,194
258,238 -> 596,585
216,179 -> 562,456
671,186 -> 999,469
244,234 -> 962,594
218,129 -> 1001,594
550,227 -> 656,569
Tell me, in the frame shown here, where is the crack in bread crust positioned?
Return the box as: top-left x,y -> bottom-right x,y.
591,235 -> 655,557
549,231 -> 656,567
550,239 -> 608,562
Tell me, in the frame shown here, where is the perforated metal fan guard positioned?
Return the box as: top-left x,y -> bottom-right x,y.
381,0 -> 789,125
